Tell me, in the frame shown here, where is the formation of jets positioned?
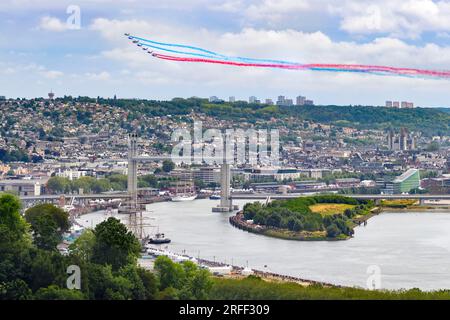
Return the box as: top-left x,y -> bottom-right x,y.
125,33 -> 156,56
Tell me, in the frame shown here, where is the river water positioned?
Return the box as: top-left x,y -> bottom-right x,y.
76,199 -> 450,291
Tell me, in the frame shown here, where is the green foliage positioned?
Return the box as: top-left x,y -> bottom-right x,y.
243,195 -> 369,238
0,148 -> 30,163
25,204 -> 70,250
210,276 -> 450,300
92,218 -> 141,271
154,256 -> 212,300
47,176 -> 71,193
0,194 -> 29,254
0,279 -> 32,300
69,229 -> 95,261
34,285 -> 85,300
162,160 -> 175,173
23,248 -> 67,291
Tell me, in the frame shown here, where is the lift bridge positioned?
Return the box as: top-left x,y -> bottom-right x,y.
125,134 -> 237,234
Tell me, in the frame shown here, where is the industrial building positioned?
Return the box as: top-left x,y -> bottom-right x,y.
0,179 -> 44,196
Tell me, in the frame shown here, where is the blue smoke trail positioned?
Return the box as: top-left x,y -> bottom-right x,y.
130,35 -> 300,65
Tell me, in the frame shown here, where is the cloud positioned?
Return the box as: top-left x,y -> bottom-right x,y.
38,16 -> 70,32
85,71 -> 111,81
332,0 -> 450,39
245,0 -> 310,21
42,70 -> 64,79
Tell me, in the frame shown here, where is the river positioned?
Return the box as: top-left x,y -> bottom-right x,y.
76,199 -> 450,291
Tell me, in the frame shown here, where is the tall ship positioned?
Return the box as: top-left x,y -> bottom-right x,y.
171,194 -> 197,202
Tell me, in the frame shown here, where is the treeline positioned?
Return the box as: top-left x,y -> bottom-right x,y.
211,276 -> 450,300
46,174 -> 177,194
243,195 -> 372,238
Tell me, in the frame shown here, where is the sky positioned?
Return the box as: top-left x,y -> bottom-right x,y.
1,0 -> 450,106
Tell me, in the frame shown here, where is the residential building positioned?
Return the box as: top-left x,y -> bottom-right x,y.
296,96 -> 306,106
209,96 -> 220,102
276,96 -> 286,106
193,166 -> 221,185
55,169 -> 87,180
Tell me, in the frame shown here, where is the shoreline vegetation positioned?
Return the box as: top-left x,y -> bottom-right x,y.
231,195 -> 376,241
1,193 -> 450,299
230,195 -> 446,241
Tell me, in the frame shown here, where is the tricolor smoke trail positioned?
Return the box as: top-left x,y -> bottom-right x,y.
126,34 -> 450,79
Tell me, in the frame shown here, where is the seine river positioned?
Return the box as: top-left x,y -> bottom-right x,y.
77,199 -> 450,291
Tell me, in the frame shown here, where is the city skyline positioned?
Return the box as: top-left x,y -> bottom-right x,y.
1,0 -> 450,106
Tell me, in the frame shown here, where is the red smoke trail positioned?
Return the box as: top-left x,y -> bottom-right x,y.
153,53 -> 450,78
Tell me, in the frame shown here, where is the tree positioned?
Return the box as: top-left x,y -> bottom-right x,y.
162,160 -> 175,173
0,279 -> 32,300
326,224 -> 341,238
117,265 -> 147,300
25,204 -> 69,250
92,178 -> 111,193
0,194 -> 29,251
154,255 -> 185,290
71,176 -> 96,193
138,174 -> 158,188
266,213 -> 281,228
137,267 -> 158,300
34,285 -> 85,300
84,264 -> 133,300
23,248 -> 67,292
153,256 -> 212,300
91,218 -> 141,271
69,229 -> 95,261
46,177 -> 70,194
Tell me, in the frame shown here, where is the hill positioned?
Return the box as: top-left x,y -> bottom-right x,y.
57,96 -> 450,136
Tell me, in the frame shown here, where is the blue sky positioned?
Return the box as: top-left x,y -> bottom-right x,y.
1,0 -> 450,106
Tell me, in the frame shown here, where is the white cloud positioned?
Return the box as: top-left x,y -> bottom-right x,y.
245,0 -> 310,21
332,0 -> 450,38
85,71 -> 111,81
38,16 -> 70,32
41,70 -> 64,79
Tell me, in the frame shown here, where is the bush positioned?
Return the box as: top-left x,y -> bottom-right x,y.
326,224 -> 341,238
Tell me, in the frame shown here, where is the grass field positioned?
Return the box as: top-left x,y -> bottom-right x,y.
381,199 -> 418,208
309,203 -> 355,216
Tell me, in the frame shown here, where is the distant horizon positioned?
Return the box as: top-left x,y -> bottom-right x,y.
2,94 -> 450,109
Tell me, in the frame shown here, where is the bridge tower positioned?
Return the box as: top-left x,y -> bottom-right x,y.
212,163 -> 238,212
128,133 -> 138,210
127,134 -> 139,235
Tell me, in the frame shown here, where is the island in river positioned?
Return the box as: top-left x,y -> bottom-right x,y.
230,194 -> 380,241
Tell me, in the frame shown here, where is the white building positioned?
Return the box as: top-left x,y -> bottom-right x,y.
56,169 -> 87,180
